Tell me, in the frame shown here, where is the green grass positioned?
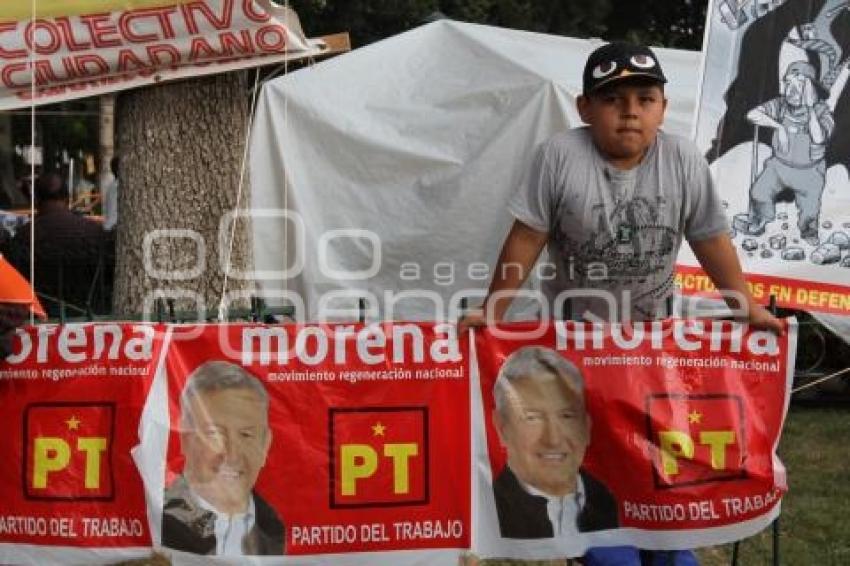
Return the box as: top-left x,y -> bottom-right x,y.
696,406 -> 850,566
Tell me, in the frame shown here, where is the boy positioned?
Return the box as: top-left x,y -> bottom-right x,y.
461,41 -> 782,331
462,42 -> 782,565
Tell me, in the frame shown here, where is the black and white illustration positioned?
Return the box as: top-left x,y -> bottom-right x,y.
716,1 -> 791,31
692,0 -> 850,277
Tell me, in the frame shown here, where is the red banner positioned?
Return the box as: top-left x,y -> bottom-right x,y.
161,323 -> 470,558
0,323 -> 165,551
474,319 -> 793,558
0,320 -> 795,563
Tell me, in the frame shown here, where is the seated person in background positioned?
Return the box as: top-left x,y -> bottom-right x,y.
7,172 -> 108,316
102,156 -> 120,232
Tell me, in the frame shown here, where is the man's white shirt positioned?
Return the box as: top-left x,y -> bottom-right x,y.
102,178 -> 119,231
195,491 -> 257,556
520,475 -> 586,537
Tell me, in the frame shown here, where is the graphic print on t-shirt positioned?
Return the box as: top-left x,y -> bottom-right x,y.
509,128 -> 729,321
553,190 -> 678,316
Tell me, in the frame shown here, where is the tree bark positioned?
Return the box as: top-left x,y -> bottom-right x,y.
114,71 -> 255,318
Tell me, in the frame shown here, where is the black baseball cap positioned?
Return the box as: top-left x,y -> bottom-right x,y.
582,41 -> 667,95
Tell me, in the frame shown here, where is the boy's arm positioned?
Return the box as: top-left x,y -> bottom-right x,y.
458,220 -> 548,332
690,234 -> 784,334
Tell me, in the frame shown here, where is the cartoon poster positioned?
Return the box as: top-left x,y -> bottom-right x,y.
681,0 -> 850,314
473,320 -> 796,559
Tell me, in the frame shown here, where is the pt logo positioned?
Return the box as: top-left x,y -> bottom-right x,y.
330,407 -> 428,508
646,394 -> 746,488
24,403 -> 115,500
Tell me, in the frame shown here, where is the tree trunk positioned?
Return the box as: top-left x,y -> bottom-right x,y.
113,72 -> 255,318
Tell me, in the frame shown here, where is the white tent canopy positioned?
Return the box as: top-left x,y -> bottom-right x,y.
250,20 -> 701,321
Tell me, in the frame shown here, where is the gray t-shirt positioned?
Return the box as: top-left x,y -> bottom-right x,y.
508,128 -> 728,321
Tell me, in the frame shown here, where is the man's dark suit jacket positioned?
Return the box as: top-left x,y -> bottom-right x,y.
493,466 -> 619,539
162,476 -> 285,555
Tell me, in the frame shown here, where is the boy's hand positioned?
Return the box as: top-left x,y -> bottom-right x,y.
745,303 -> 785,335
457,309 -> 488,336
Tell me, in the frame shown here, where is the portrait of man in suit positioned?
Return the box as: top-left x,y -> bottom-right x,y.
491,346 -> 619,539
162,361 -> 285,556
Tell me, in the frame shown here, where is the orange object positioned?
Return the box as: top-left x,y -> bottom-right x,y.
0,255 -> 46,319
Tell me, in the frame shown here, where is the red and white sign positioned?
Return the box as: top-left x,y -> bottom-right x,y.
0,323 -> 165,554
0,1 -> 324,109
474,319 -> 794,558
162,323 -> 470,559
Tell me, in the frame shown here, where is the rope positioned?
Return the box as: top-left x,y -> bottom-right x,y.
283,0 -> 290,313
217,1 -> 299,320
791,366 -> 850,394
217,66 -> 262,320
28,0 -> 36,324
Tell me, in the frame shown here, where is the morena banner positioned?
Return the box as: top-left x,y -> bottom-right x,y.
0,319 -> 795,564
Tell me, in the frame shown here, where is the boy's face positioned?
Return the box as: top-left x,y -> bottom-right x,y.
577,80 -> 667,169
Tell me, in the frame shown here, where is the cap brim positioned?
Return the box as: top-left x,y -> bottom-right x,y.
588,72 -> 667,93
0,256 -> 46,319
